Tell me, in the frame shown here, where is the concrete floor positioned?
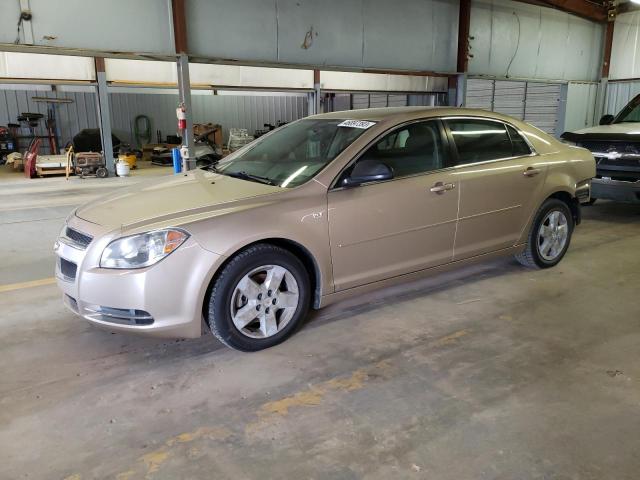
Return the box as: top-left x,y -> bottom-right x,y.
1,167 -> 640,480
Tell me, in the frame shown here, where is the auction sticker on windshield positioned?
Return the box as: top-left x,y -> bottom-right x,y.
337,120 -> 377,129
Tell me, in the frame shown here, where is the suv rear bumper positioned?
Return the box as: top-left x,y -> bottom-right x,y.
592,177 -> 640,203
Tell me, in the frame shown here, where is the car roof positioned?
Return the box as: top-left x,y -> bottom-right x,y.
306,106 -> 521,123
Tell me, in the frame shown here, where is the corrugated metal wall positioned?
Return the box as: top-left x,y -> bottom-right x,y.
0,87 -> 99,154
604,81 -> 640,116
1,88 -> 308,153
109,93 -> 308,146
466,78 -> 563,135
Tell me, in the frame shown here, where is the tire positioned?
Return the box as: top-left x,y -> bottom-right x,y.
96,167 -> 108,178
207,244 -> 311,351
515,198 -> 574,269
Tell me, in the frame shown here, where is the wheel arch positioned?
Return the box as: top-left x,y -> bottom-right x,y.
547,190 -> 581,225
202,237 -> 324,324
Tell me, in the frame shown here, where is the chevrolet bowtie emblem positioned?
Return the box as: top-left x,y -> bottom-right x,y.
604,151 -> 622,160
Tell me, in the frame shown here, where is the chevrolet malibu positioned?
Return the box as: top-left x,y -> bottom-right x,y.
55,108 -> 595,351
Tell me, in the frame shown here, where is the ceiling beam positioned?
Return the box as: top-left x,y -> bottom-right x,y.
513,0 -> 609,23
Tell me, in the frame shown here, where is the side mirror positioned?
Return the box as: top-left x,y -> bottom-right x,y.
342,160 -> 393,187
599,114 -> 614,125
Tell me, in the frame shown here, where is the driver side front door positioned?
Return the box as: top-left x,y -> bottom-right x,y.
327,120 -> 459,291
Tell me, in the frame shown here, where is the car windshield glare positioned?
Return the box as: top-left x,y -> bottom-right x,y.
215,119 -> 371,188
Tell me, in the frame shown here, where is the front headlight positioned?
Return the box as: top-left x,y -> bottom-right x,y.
100,229 -> 189,269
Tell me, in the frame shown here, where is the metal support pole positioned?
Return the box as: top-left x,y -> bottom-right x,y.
595,77 -> 609,124
313,69 -> 322,114
177,53 -> 195,171
307,92 -> 316,115
95,61 -> 114,174
447,76 -> 457,106
456,73 -> 467,107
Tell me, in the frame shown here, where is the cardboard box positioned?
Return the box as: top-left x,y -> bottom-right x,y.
193,123 -> 223,147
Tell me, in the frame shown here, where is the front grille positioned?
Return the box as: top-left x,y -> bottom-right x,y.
597,157 -> 640,169
579,141 -> 640,155
86,306 -> 154,326
59,257 -> 77,280
65,227 -> 92,249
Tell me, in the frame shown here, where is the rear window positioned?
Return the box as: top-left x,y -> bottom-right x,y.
447,119 -> 513,164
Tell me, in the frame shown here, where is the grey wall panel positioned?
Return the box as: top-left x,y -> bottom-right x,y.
604,81 -> 640,116
186,0 -> 279,63
277,0 -> 364,67
609,12 -> 640,80
1,0 -> 173,55
0,88 -> 99,155
469,0 -> 603,81
562,82 -> 598,133
361,0 -> 458,71
187,0 -> 458,72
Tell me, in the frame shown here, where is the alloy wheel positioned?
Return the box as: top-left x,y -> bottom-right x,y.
230,265 -> 300,339
537,210 -> 569,261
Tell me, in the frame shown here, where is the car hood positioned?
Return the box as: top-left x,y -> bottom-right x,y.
75,169 -> 282,230
562,122 -> 640,143
572,123 -> 640,135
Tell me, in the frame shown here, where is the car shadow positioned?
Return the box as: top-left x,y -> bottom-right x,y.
304,257 -> 523,331
98,257 -> 522,363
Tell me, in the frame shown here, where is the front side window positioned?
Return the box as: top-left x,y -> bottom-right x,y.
447,119 -> 514,164
349,121 -> 446,179
215,119 -> 369,188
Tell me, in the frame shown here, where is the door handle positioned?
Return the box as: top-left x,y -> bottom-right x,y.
430,182 -> 456,194
523,167 -> 541,177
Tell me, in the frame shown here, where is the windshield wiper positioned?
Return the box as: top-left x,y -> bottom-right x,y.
226,171 -> 277,186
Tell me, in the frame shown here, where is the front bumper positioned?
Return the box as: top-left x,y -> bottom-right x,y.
591,177 -> 640,203
54,216 -> 223,338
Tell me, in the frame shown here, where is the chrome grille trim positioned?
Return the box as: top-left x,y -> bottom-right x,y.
63,227 -> 93,250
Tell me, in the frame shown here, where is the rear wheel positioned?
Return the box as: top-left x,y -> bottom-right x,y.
207,244 -> 310,351
96,167 -> 108,178
515,198 -> 574,269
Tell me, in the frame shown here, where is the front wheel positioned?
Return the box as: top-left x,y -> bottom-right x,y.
515,198 -> 574,269
207,244 -> 310,351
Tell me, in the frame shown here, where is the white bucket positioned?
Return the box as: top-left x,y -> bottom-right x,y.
116,161 -> 130,177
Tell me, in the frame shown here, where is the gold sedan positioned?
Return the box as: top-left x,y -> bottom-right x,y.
55,107 -> 595,351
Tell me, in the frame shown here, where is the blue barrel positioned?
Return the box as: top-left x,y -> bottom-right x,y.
172,147 -> 182,174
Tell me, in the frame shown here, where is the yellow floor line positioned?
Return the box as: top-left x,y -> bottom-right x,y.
0,277 -> 57,293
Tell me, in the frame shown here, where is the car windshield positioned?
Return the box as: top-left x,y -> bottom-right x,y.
614,95 -> 640,123
213,119 -> 371,188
